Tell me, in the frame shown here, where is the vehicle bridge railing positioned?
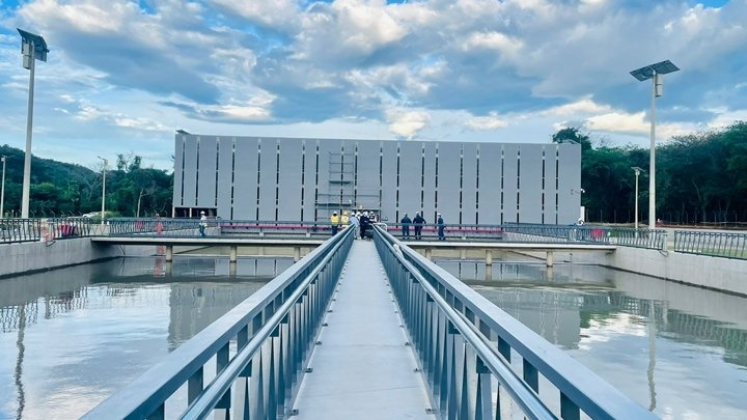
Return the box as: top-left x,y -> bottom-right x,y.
83,228 -> 353,419
373,225 -> 654,419
502,223 -> 667,250
674,230 -> 747,259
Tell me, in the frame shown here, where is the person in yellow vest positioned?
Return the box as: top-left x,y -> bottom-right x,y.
330,212 -> 340,235
341,211 -> 350,227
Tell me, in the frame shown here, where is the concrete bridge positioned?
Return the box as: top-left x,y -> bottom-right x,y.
83,226 -> 653,420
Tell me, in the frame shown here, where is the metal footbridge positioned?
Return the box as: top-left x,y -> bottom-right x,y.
83,226 -> 655,420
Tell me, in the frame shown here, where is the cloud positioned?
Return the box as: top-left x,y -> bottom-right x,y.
385,107 -> 430,139
465,112 -> 509,131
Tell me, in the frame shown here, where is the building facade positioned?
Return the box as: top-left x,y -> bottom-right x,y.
173,135 -> 581,225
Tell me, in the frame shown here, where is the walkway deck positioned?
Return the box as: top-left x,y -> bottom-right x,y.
292,240 -> 433,419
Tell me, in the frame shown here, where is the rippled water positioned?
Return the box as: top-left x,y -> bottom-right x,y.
437,257 -> 747,419
0,256 -> 292,420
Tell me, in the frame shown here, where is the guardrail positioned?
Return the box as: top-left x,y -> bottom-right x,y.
83,228 -> 353,419
0,218 -> 94,244
105,218 -> 339,238
502,223 -> 667,250
674,230 -> 747,259
386,223 -> 504,241
373,225 -> 654,419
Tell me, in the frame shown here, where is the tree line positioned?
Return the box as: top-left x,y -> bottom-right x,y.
554,121 -> 747,225
0,145 -> 173,219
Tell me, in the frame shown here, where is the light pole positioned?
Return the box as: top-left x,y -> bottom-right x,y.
630,60 -> 680,229
632,167 -> 644,229
98,157 -> 107,225
1,156 -> 6,218
18,29 -> 49,219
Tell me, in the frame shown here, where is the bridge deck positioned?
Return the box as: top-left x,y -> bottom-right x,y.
292,240 -> 433,419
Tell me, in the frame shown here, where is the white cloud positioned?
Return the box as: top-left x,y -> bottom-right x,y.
385,108 -> 430,139
542,98 -> 613,117
465,112 -> 509,131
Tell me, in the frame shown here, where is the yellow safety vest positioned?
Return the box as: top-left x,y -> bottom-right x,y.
341,215 -> 349,225
331,215 -> 340,224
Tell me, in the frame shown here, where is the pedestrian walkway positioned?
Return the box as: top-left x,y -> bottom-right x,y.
292,240 -> 434,419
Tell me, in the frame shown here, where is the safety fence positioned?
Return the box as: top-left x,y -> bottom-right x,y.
387,223 -> 504,241
502,223 -> 668,250
0,218 -> 94,244
83,228 -> 353,419
674,230 -> 747,260
374,226 -> 654,419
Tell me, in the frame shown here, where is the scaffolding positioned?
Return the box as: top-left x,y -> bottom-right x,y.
316,152 -> 379,221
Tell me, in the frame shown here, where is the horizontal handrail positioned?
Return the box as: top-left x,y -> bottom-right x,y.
83,228 -> 353,419
502,223 -> 667,250
375,225 -> 655,419
674,230 -> 747,259
374,228 -> 554,419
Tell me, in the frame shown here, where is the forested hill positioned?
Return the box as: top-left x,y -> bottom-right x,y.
0,145 -> 173,218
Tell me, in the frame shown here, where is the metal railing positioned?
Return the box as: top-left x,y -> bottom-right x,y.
502,223 -> 667,250
83,228 -> 353,419
105,218 -> 339,238
386,223 -> 504,241
674,230 -> 747,259
0,218 -> 94,244
374,226 -> 654,419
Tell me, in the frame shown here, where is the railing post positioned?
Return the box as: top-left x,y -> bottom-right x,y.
546,251 -> 553,267
165,246 -> 173,262
294,247 -> 301,262
230,245 -> 237,263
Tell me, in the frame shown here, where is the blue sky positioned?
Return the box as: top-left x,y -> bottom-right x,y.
0,0 -> 744,170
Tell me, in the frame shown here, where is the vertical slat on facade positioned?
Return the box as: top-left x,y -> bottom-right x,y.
519,145 -> 543,223
355,140 -> 381,212
422,142 -> 437,220
502,144 -> 519,223
301,139 -> 317,222
398,142 -> 422,221
438,142 -> 462,224
182,136 -> 199,209
233,138 -> 259,220
216,137 -> 233,219
462,143 -> 478,225
479,143 -> 502,225
277,139 -> 304,221
381,141 -> 398,221
558,143 -> 582,224
543,144 -> 558,225
173,136 -> 185,210
259,138 -> 278,220
197,136 -> 218,210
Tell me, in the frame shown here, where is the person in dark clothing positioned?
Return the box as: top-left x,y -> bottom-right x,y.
413,212 -> 425,240
437,214 -> 446,241
359,212 -> 371,239
400,213 -> 411,239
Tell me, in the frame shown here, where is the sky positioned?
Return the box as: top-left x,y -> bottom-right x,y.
0,0 -> 745,171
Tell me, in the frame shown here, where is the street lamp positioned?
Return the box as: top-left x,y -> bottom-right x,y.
1,156 -> 6,218
632,167 -> 644,229
18,29 -> 49,219
630,59 -> 680,229
98,157 -> 107,225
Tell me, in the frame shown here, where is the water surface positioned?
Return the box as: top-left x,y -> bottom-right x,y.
437,257 -> 747,419
0,256 -> 292,419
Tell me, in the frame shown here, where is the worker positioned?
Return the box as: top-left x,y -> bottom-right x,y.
330,212 -> 340,235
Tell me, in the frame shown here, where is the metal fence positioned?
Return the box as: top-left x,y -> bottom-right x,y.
374,226 -> 654,419
674,230 -> 747,259
0,218 -> 94,244
105,218 -> 338,238
83,228 -> 353,419
502,223 -> 667,250
386,223 -> 504,241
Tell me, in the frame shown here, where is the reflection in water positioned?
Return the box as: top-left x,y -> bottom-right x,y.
0,256 -> 292,420
437,257 -> 747,418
